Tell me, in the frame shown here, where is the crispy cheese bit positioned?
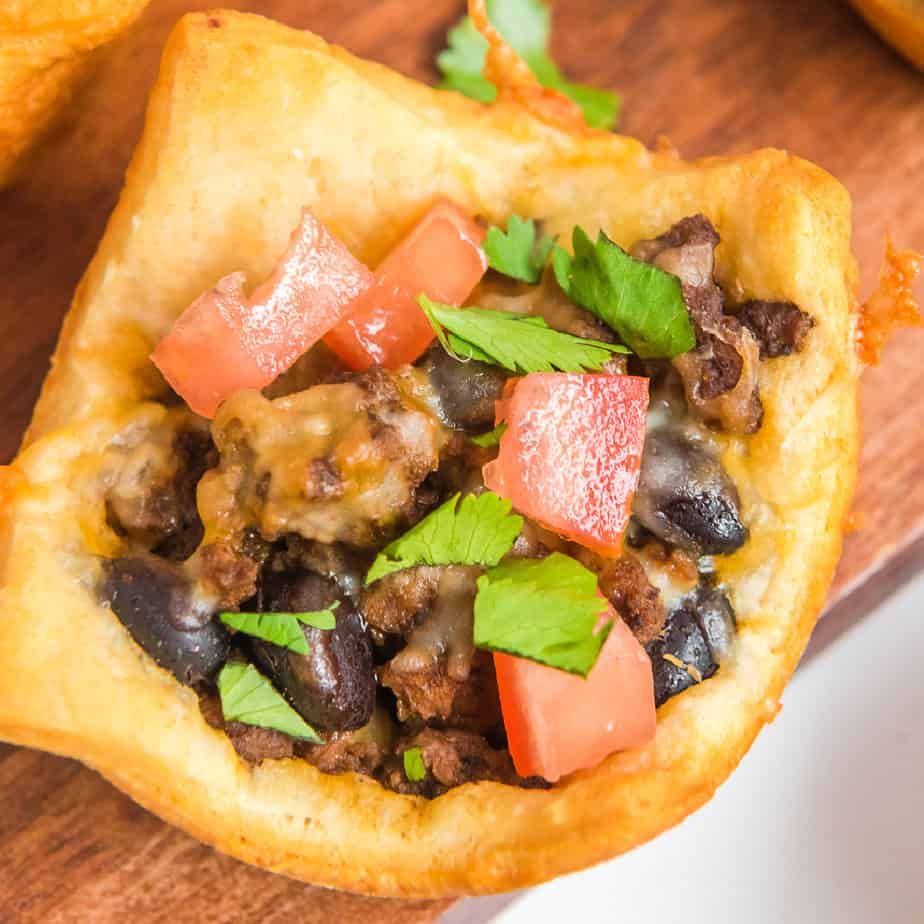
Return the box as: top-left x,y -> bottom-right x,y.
467,0 -> 586,131
857,237 -> 922,366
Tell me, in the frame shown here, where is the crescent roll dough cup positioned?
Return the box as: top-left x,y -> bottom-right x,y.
0,10 -> 859,897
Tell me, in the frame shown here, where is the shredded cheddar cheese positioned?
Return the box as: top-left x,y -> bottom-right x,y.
857,237 -> 922,366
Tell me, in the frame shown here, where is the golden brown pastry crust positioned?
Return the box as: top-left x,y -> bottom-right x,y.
0,10 -> 859,897
0,0 -> 150,184
849,0 -> 924,72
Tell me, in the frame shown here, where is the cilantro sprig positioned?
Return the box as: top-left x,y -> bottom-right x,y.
553,227 -> 695,359
403,747 -> 427,782
420,297 -> 628,374
437,0 -> 620,130
367,495 -> 616,675
219,605 -> 339,655
217,661 -> 322,742
365,491 -> 523,584
485,215 -> 556,283
470,422 -> 508,448
474,553 -> 612,676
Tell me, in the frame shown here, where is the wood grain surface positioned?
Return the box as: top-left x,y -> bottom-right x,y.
1,1 -> 922,921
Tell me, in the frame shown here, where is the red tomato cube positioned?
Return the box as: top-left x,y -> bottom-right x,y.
324,199 -> 487,369
151,209 -> 372,417
483,373 -> 649,557
494,615 -> 656,782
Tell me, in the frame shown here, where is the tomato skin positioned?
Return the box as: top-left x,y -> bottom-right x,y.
494,616 -> 656,782
483,373 -> 649,557
151,210 -> 372,417
324,200 -> 487,369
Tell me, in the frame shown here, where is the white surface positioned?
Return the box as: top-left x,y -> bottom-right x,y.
488,572 -> 924,924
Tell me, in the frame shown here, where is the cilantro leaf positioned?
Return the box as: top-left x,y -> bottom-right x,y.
366,491 -> 523,585
420,296 -> 628,375
474,553 -> 612,676
436,0 -> 620,130
553,227 -> 696,359
437,18 -> 495,102
217,661 -> 322,743
403,746 -> 427,782
219,604 -> 339,655
484,215 -> 556,283
470,422 -> 508,448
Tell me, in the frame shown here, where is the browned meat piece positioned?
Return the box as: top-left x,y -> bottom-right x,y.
297,707 -> 394,777
199,694 -> 294,764
633,215 -> 763,434
385,728 -> 516,795
105,417 -> 215,560
360,566 -> 440,636
299,733 -> 383,776
505,518 -> 567,560
381,649 -> 502,734
379,568 -> 478,722
379,659 -> 460,722
441,650 -> 504,735
598,556 -> 667,646
631,213 -> 720,270
737,299 -> 814,359
196,540 -> 260,608
225,725 -> 296,764
674,341 -> 762,435
473,271 -> 617,341
198,366 -> 448,549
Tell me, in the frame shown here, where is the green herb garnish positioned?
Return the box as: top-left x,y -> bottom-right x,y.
366,491 -> 522,585
470,422 -> 508,448
485,215 -> 556,283
437,0 -> 620,130
474,553 -> 612,676
420,296 -> 628,374
403,747 -> 427,782
552,227 -> 695,359
219,604 -> 339,655
217,662 -> 322,742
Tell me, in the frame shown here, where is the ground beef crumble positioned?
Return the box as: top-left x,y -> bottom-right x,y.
633,215 -> 764,434
598,556 -> 667,646
737,299 -> 814,359
200,694 -> 295,764
385,729 -> 517,797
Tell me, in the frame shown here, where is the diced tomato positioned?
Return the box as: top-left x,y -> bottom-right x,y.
494,615 -> 656,782
324,200 -> 487,369
483,373 -> 649,557
151,210 -> 373,417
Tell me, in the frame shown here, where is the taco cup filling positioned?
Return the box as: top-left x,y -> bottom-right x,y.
99,202 -> 814,796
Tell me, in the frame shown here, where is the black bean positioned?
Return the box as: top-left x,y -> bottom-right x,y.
420,345 -> 509,433
633,430 -> 747,555
694,585 -> 737,660
249,571 -> 375,732
647,586 -> 737,707
100,557 -> 229,685
648,604 -> 716,707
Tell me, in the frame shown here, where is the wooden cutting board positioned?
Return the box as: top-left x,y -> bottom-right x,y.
1,0 -> 922,920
